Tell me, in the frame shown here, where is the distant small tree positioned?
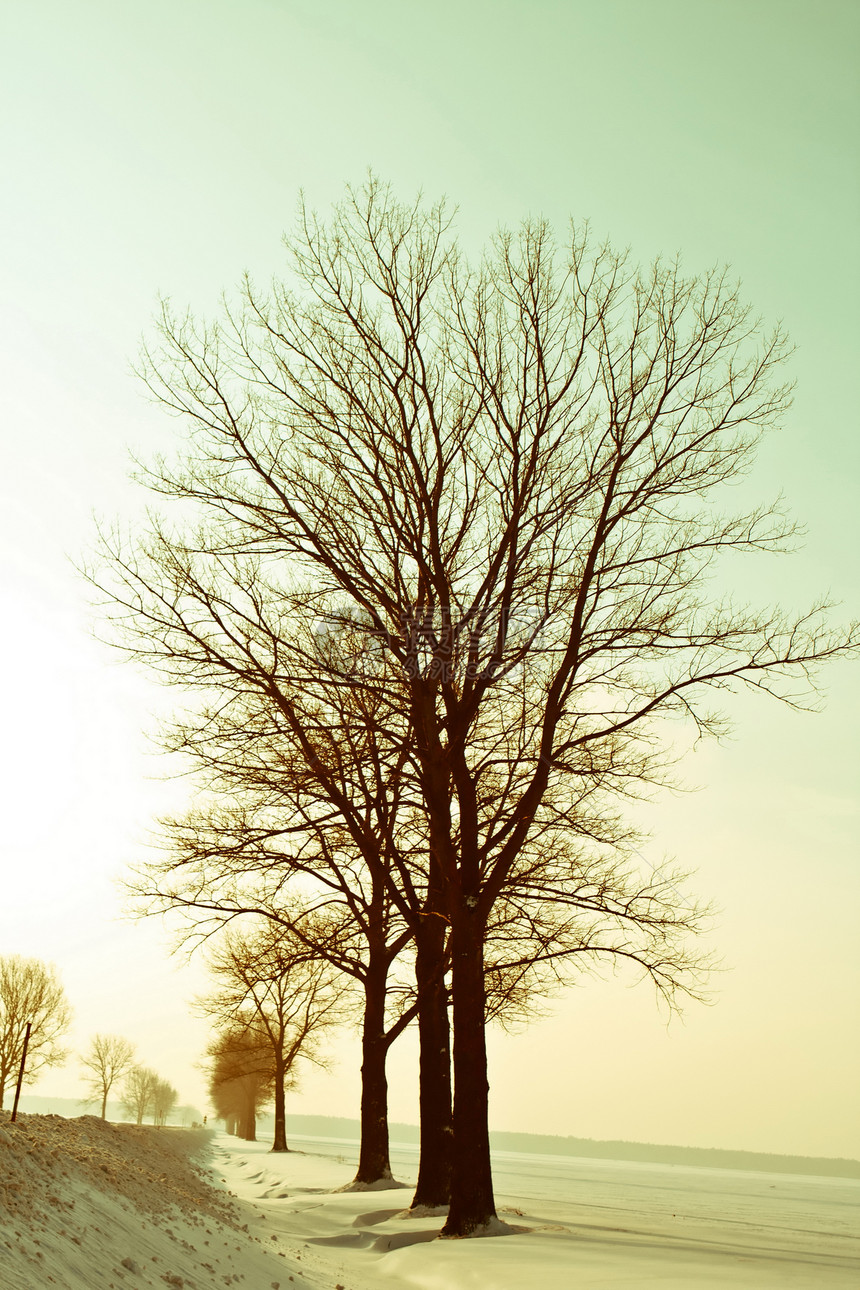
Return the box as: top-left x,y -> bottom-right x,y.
80,1034 -> 137,1119
199,918 -> 346,1153
0,955 -> 72,1109
151,1076 -> 179,1127
122,1065 -> 158,1125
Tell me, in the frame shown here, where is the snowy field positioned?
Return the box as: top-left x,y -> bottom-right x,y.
1,1114 -> 857,1289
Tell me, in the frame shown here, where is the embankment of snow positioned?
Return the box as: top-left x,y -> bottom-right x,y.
0,1111 -> 302,1290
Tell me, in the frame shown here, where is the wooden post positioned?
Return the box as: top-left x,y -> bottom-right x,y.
10,1022 -> 32,1123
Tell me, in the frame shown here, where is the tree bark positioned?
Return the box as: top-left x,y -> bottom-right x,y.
100,1090 -> 108,1119
411,890 -> 452,1208
442,903 -> 496,1236
240,1097 -> 257,1141
353,967 -> 393,1185
271,1055 -> 289,1152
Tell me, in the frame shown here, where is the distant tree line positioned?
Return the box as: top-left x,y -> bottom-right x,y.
0,955 -> 193,1128
120,1062 -> 179,1127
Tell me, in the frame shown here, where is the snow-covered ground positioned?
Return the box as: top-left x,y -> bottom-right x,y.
1,1114 -> 857,1289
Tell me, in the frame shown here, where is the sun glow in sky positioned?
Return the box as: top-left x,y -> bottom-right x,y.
2,0 -> 858,1157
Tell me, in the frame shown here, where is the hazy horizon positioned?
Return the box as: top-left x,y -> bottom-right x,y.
15,1095 -> 860,1172
2,0 -> 858,1162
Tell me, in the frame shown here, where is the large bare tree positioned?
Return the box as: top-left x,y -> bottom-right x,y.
0,955 -> 71,1109
91,179 -> 857,1234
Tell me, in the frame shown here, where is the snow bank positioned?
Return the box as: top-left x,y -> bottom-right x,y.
0,1112 -> 300,1290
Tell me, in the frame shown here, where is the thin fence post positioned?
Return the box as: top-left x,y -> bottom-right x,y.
10,1022 -> 32,1123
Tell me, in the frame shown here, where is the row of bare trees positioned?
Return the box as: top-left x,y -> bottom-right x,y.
91,178 -> 857,1234
120,1063 -> 179,1126
0,960 -> 183,1127
78,1033 -> 181,1126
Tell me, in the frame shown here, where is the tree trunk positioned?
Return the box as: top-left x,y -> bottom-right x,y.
240,1097 -> 257,1141
271,1055 -> 289,1152
411,893 -> 452,1209
100,1090 -> 108,1119
353,967 -> 393,1185
442,903 -> 495,1237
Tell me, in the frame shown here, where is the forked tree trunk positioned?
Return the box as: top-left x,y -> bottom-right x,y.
354,966 -> 393,1185
442,904 -> 495,1237
411,901 -> 452,1209
271,1055 -> 289,1152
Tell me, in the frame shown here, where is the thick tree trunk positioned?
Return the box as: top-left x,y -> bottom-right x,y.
353,967 -> 393,1185
442,904 -> 496,1237
240,1097 -> 257,1141
411,893 -> 452,1209
100,1091 -> 108,1119
271,1056 -> 289,1152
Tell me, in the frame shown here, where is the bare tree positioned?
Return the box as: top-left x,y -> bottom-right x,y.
122,1064 -> 158,1125
151,1076 -> 179,1126
133,796 -> 421,1184
90,179 -> 858,1235
0,955 -> 71,1108
198,918 -> 346,1153
80,1034 -> 137,1119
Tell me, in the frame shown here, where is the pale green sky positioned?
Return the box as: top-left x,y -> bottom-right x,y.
2,0 -> 858,1156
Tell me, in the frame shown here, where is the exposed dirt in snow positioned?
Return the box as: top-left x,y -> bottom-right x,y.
0,1113 -> 232,1225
